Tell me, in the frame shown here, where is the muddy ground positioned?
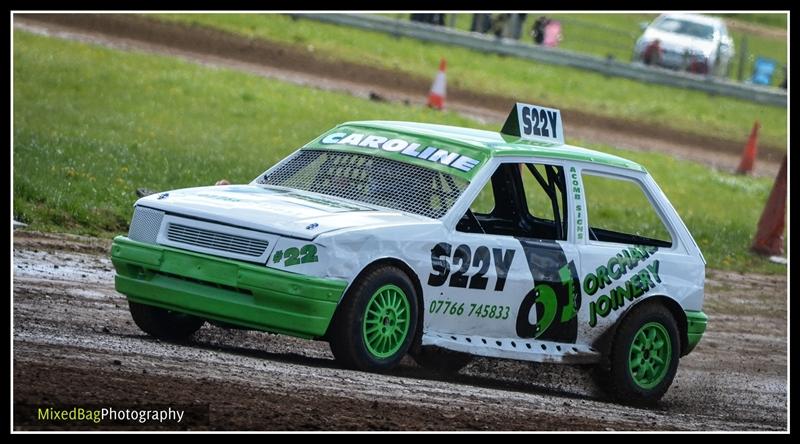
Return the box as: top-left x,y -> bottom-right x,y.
14,14 -> 784,177
12,231 -> 787,431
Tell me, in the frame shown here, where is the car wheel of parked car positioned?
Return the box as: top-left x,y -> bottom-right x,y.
128,301 -> 205,341
411,346 -> 473,375
328,266 -> 419,372
607,302 -> 680,405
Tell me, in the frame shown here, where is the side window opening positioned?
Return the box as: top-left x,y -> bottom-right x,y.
467,175 -> 495,215
457,162 -> 567,241
521,163 -> 568,241
582,172 -> 673,248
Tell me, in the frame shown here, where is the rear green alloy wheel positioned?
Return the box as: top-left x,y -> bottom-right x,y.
362,284 -> 410,359
628,322 -> 672,389
600,302 -> 679,405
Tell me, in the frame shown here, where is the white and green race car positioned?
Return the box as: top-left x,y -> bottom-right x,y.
111,103 -> 707,404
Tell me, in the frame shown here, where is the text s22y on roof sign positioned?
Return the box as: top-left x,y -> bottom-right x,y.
501,103 -> 564,145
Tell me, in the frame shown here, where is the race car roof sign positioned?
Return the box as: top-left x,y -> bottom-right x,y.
501,102 -> 564,145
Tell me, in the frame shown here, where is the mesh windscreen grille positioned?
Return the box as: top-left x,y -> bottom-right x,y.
257,150 -> 469,219
128,206 -> 164,244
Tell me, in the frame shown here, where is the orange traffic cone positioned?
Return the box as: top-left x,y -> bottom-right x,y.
736,121 -> 760,174
427,58 -> 447,110
751,155 -> 787,256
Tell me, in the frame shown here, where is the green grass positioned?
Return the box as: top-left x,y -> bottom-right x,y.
152,13 -> 787,150
12,31 -> 488,237
13,31 -> 785,274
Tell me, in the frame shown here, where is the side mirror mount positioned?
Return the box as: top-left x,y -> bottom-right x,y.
719,39 -> 733,55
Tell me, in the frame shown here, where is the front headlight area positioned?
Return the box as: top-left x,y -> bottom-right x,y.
128,205 -> 330,278
128,205 -> 164,245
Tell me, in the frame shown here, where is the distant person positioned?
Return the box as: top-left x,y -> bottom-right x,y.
543,20 -> 562,47
471,13 -> 492,33
532,16 -> 550,45
508,13 -> 527,40
688,55 -> 708,75
642,39 -> 663,66
410,13 -> 444,26
410,13 -> 432,24
490,13 -> 510,38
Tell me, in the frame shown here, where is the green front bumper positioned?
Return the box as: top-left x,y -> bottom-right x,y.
685,310 -> 708,354
111,236 -> 348,339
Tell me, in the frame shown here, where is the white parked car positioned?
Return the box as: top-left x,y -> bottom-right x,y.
112,103 -> 707,404
634,13 -> 735,77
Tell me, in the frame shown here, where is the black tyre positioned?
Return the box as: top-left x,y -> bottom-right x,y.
411,346 -> 472,375
607,302 -> 680,405
128,301 -> 205,341
328,266 -> 419,372
589,363 -> 612,393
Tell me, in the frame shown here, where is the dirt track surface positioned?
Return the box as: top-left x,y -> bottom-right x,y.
14,13 -> 783,177
724,18 -> 787,40
12,231 -> 787,431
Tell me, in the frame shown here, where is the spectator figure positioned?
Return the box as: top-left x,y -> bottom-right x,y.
507,13 -> 527,40
688,55 -> 709,75
410,13 -> 431,24
543,20 -> 562,47
490,13 -> 526,39
490,13 -> 510,38
410,13 -> 445,26
642,39 -> 663,66
532,16 -> 550,45
410,13 -> 427,23
471,13 -> 492,33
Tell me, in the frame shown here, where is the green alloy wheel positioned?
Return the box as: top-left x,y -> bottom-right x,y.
362,284 -> 411,359
328,266 -> 419,372
629,322 -> 672,389
606,302 -> 680,405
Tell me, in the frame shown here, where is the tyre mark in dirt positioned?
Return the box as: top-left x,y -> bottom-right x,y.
14,14 -> 783,177
12,232 -> 787,430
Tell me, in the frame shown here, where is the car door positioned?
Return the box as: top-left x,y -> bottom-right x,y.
574,166 -> 689,345
424,162 -> 531,339
511,161 -> 582,344
424,160 -> 582,344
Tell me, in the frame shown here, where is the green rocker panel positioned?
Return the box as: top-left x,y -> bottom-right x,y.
111,236 -> 348,339
685,310 -> 708,354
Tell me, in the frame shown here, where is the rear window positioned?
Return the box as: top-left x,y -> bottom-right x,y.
582,172 -> 673,248
257,149 -> 469,219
